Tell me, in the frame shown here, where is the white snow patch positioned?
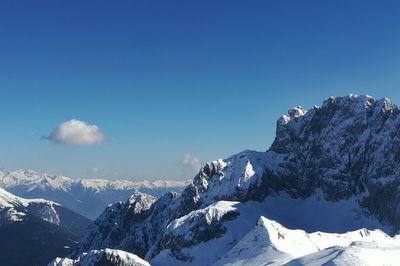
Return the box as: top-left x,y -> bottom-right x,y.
215,216 -> 400,266
49,248 -> 150,266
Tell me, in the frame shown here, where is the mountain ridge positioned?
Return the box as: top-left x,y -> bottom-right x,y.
0,169 -> 189,219
0,187 -> 91,266
62,94 -> 400,265
213,215 -> 400,266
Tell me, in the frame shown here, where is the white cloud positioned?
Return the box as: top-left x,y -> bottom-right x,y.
45,119 -> 105,145
86,166 -> 100,177
87,167 -> 99,174
180,153 -> 202,172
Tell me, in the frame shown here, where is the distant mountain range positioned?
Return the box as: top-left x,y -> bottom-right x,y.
0,187 -> 91,266
53,95 -> 400,265
0,169 -> 189,219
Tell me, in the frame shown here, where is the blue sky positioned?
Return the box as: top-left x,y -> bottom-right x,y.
1,0 -> 400,179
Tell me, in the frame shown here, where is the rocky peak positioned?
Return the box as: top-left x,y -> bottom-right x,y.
268,94 -> 400,230
288,106 -> 307,119
127,192 -> 156,214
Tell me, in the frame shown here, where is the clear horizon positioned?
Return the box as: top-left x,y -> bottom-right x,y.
2,0 -> 400,180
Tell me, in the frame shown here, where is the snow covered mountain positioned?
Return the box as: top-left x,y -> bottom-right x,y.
58,95 -> 400,265
214,216 -> 400,266
0,169 -> 189,219
51,216 -> 400,266
50,249 -> 150,266
0,187 -> 91,266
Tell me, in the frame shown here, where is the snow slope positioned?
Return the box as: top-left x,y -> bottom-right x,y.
150,194 -> 392,266
67,205 -> 400,266
0,187 -> 90,234
286,242 -> 400,266
0,187 -> 92,266
0,186 -> 62,225
214,216 -> 400,266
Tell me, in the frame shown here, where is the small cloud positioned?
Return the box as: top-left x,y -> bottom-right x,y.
86,166 -> 100,178
180,153 -> 202,173
44,119 -> 105,145
87,167 -> 99,174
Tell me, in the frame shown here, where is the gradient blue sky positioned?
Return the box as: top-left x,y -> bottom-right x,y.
1,0 -> 400,180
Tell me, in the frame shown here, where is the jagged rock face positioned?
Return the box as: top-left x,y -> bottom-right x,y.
158,201 -> 240,261
72,95 -> 400,264
269,95 -> 400,230
74,193 -> 157,258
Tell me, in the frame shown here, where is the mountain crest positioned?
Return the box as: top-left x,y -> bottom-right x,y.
68,95 -> 400,265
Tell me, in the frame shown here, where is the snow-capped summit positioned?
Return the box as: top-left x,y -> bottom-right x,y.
214,216 -> 400,266
269,94 -> 400,229
279,106 -> 308,125
62,95 -> 400,265
0,186 -> 61,224
50,249 -> 150,266
0,187 -> 90,235
0,187 -> 91,266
